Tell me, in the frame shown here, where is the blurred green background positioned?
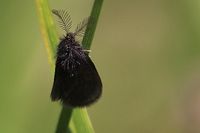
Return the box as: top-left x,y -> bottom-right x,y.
1,0 -> 200,133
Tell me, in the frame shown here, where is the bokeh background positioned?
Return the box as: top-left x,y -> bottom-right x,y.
1,0 -> 200,133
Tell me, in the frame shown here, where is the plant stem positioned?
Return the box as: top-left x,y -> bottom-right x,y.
82,0 -> 104,50
55,107 -> 73,133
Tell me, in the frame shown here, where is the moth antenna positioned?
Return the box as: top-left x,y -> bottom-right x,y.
52,9 -> 72,34
74,17 -> 90,37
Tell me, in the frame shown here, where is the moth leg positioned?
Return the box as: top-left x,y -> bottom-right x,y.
83,49 -> 91,53
83,49 -> 91,55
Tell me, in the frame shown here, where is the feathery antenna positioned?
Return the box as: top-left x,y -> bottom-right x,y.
74,17 -> 90,37
52,9 -> 72,33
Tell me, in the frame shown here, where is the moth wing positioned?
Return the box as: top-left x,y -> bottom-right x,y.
64,55 -> 102,107
51,52 -> 102,107
51,62 -> 66,101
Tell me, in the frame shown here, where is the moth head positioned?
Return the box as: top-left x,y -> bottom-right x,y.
66,32 -> 75,42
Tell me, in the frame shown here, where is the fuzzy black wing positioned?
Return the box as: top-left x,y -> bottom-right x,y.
51,53 -> 102,107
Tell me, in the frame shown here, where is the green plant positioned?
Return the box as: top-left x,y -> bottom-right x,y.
35,0 -> 103,132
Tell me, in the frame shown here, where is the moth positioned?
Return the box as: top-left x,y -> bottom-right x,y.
51,9 -> 102,107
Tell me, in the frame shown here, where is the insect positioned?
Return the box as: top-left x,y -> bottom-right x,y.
51,9 -> 102,107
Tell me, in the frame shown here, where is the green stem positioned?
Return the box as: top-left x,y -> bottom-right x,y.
82,0 -> 104,49
36,0 -> 104,133
55,107 -> 73,133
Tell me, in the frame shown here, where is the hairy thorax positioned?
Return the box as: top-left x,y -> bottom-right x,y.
56,33 -> 86,72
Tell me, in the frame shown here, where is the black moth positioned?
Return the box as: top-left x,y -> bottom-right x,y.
51,9 -> 102,107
